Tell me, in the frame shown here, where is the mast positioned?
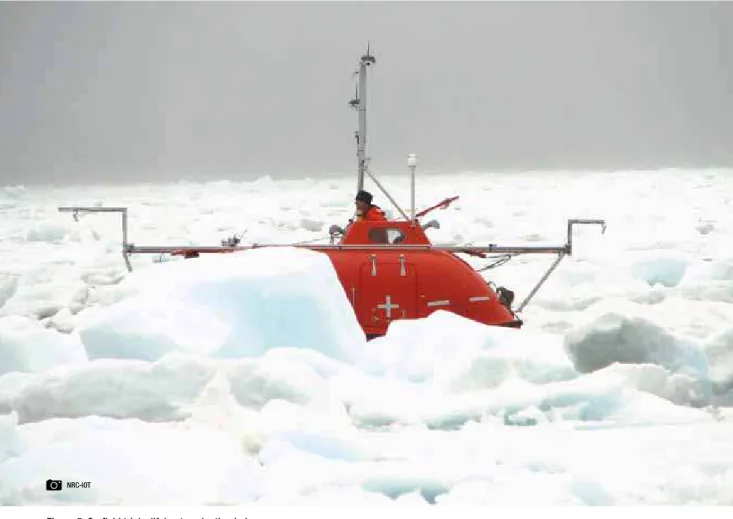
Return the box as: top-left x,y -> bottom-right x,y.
349,44 -> 376,194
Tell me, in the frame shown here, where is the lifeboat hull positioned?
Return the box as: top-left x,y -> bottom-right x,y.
322,248 -> 520,338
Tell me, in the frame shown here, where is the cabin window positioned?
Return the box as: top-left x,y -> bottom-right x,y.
368,227 -> 405,244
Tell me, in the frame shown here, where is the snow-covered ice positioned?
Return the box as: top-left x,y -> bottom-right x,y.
1,168 -> 732,505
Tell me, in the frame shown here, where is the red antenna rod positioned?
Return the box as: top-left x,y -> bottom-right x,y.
415,196 -> 460,218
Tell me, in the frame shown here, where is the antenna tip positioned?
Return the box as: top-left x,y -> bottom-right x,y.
360,42 -> 376,64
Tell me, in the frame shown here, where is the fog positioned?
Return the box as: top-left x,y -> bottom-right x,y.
0,1 -> 731,185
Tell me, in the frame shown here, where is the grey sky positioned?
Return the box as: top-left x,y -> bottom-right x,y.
0,1 -> 731,185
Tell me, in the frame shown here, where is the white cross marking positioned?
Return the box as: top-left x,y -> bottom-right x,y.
377,295 -> 400,318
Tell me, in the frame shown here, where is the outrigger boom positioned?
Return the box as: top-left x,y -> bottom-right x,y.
57,205 -> 605,314
57,206 -> 605,261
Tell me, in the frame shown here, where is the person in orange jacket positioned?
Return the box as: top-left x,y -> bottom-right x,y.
354,190 -> 387,221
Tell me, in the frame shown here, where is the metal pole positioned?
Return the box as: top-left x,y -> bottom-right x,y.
121,208 -> 132,272
407,154 -> 417,223
356,58 -> 367,193
515,253 -> 566,312
355,47 -> 375,194
364,168 -> 410,220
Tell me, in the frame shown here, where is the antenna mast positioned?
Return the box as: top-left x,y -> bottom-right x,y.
349,44 -> 376,194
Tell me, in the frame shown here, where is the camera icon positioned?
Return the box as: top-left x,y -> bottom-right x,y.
46,479 -> 62,491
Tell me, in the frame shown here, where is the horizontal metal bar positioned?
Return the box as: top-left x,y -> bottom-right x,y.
126,243 -> 570,255
59,206 -> 129,213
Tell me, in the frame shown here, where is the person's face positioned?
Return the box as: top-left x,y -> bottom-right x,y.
355,200 -> 368,212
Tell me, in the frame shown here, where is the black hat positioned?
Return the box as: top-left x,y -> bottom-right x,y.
355,190 -> 373,205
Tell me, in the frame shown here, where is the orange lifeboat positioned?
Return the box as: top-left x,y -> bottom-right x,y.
321,208 -> 521,339
57,46 -> 606,340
